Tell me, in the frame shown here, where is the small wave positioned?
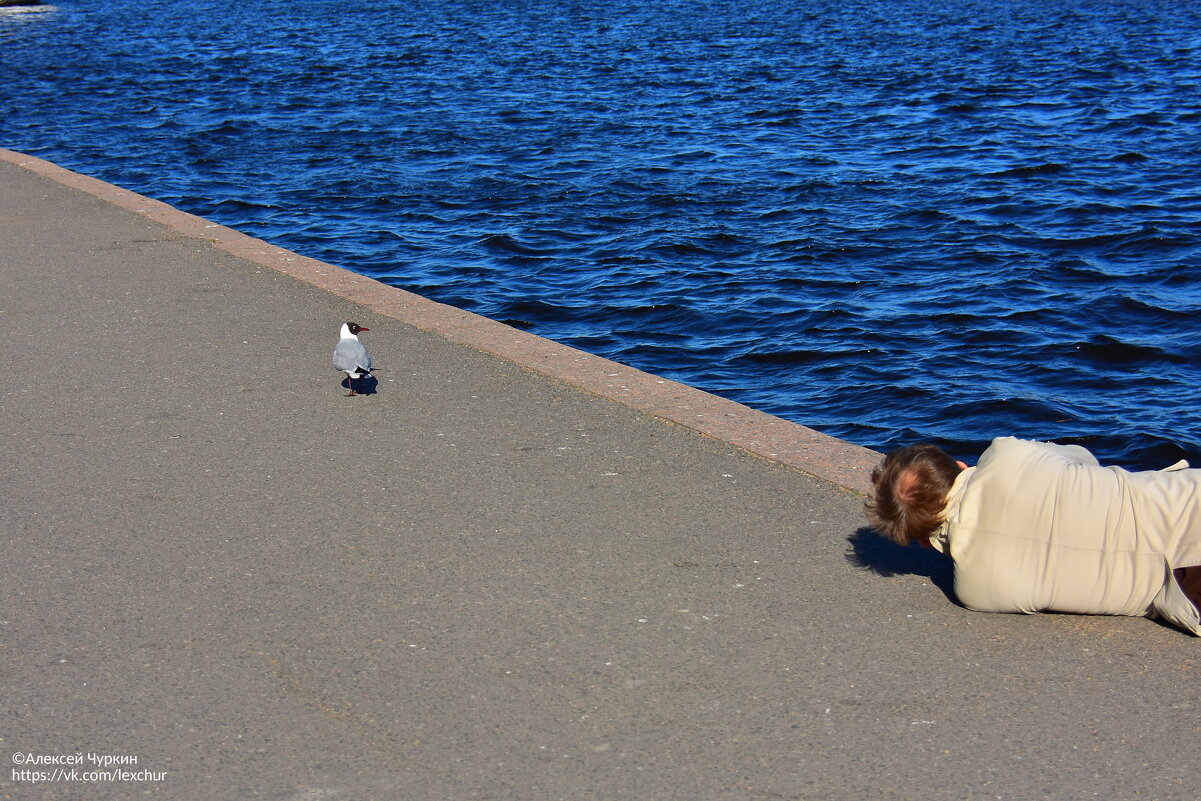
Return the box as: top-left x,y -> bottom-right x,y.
608,302 -> 709,329
669,149 -> 718,162
208,197 -> 277,212
1071,335 -> 1180,366
973,199 -> 1059,218
943,395 -> 1077,428
892,207 -> 956,223
479,233 -> 555,258
1012,226 -> 1180,254
986,163 -> 1069,178
0,3 -> 56,15
738,348 -> 854,366
498,318 -> 535,330
642,236 -> 738,258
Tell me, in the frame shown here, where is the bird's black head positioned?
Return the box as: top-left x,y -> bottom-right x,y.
346,322 -> 369,334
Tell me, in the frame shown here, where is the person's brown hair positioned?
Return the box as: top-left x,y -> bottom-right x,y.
866,444 -> 962,546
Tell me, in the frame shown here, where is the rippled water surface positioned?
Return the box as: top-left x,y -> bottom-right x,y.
4,0 -> 1200,468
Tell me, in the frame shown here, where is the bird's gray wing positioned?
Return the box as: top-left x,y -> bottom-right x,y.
333,340 -> 372,373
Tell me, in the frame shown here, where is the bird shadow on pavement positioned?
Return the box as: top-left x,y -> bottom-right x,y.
342,375 -> 379,395
845,527 -> 957,604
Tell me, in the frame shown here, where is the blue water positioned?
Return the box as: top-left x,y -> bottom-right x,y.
4,0 -> 1200,469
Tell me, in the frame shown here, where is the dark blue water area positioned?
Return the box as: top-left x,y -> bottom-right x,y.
4,0 -> 1200,470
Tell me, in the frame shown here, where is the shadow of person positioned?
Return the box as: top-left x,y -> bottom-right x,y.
846,526 -> 957,604
342,374 -> 379,396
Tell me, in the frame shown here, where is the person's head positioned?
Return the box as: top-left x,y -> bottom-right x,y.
866,443 -> 964,546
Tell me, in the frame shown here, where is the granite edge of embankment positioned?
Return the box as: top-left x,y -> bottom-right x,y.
1,148 -> 881,496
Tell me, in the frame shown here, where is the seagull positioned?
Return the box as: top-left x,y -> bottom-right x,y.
333,322 -> 373,396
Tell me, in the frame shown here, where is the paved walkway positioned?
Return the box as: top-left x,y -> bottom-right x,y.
1,150 -> 1196,801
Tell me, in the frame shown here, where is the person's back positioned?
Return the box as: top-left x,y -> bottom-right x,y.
933,437 -> 1201,633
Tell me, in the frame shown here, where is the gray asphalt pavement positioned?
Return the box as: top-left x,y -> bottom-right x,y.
1,152 -> 1197,801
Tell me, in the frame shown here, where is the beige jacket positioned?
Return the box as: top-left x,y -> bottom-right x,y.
928,436 -> 1201,635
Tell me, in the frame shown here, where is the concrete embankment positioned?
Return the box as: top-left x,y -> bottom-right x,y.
1,150 -> 1196,801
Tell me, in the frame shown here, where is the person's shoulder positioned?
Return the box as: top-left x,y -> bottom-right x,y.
983,436 -> 1099,467
988,435 -> 1050,450
979,436 -> 1033,463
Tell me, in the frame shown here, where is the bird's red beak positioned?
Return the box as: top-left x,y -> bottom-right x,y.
359,326 -> 370,331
